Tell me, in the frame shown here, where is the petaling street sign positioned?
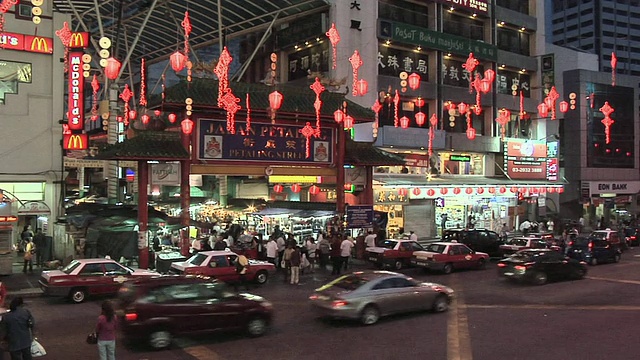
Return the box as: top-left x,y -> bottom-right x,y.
67,51 -> 84,132
197,119 -> 334,165
0,32 -> 54,54
433,0 -> 488,13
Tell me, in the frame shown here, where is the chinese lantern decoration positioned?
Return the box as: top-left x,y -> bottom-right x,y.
611,52 -> 617,86
119,84 -> 133,126
309,185 -> 320,195
310,78 -> 325,134
427,189 -> 435,197
428,114 -> 438,156
326,23 -> 340,69
398,188 -> 408,197
407,73 -> 421,90
440,188 -> 448,195
170,50 -> 186,72
349,50 -> 363,97
462,53 -> 479,93
343,115 -> 354,130
453,187 -> 461,195
477,187 -> 484,194
0,0 -> 17,36
128,110 -> 137,120
539,187 -> 546,194
269,90 -> 284,120
291,184 -> 301,193
55,21 -> 72,72
495,108 -> 511,140
90,74 -> 100,121
466,127 -> 476,140
154,110 -> 161,117
537,102 -> 549,118
214,46 -> 233,107
559,100 -> 569,113
334,109 -> 345,123
415,97 -> 425,107
104,57 -> 122,80
182,11 -> 193,83
246,94 -> 251,132
413,188 -> 421,196
499,186 -> 506,194
299,122 -> 315,158
139,58 -> 147,107
399,116 -> 410,129
457,102 -> 468,115
547,187 -> 555,193
479,78 -> 492,94
181,118 -> 194,135
372,101 -> 382,138
599,101 -> 615,144
465,187 -> 473,195
558,187 -> 564,194
356,79 -> 368,96
484,69 -> 495,82
510,186 -> 518,193
546,86 -> 560,120
393,90 -> 400,127
488,187 -> 495,194
415,112 -> 426,127
168,113 -> 177,123
273,184 -> 283,193
141,114 -> 150,124
220,89 -> 241,133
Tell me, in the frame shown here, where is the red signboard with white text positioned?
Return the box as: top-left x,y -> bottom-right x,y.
0,32 -> 54,54
504,139 -> 547,180
67,52 -> 84,131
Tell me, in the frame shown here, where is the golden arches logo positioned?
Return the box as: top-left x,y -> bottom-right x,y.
69,33 -> 85,48
30,36 -> 48,53
65,134 -> 86,150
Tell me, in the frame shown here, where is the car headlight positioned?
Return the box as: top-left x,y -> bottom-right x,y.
261,301 -> 273,310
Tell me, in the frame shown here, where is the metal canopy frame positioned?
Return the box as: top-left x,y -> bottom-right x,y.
52,0 -> 330,81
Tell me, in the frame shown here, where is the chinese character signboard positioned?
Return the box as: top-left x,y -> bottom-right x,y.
496,70 -> 531,98
546,141 -> 558,181
346,205 -> 374,228
374,189 -> 409,204
198,119 -> 334,165
503,139 -> 547,180
288,42 -> 329,81
442,58 -> 484,88
378,44 -> 428,79
0,32 -> 53,54
67,52 -> 85,132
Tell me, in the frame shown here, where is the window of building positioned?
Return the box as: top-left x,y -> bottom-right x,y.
378,0 -> 428,27
496,0 -> 529,14
440,153 -> 485,176
0,60 -> 32,104
442,12 -> 484,41
15,3 -> 32,20
497,28 -> 530,56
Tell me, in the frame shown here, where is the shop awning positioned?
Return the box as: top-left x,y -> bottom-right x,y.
254,208 -> 301,216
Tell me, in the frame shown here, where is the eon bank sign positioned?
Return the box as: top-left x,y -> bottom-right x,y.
586,181 -> 640,195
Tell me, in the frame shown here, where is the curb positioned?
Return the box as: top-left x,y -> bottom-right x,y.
7,289 -> 43,298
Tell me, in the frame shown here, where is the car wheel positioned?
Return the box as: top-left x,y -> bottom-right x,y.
476,259 -> 486,270
533,272 -> 548,285
255,270 -> 269,285
443,263 -> 453,274
432,295 -> 449,313
393,260 -> 403,270
360,305 -> 380,325
149,330 -> 172,350
246,316 -> 268,337
614,253 -> 621,263
590,257 -> 598,266
69,288 -> 86,304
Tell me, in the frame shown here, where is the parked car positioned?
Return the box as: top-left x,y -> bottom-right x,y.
365,239 -> 425,270
499,237 -> 548,256
169,250 -> 275,285
118,276 -> 273,350
39,258 -> 159,303
590,229 -> 622,247
309,271 -> 454,325
442,229 -> 503,257
566,236 -> 621,265
497,249 -> 587,285
411,242 -> 489,274
623,227 -> 640,246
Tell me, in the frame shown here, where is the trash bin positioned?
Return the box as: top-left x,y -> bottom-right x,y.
155,251 -> 187,273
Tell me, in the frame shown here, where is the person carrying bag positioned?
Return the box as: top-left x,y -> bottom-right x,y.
22,240 -> 35,274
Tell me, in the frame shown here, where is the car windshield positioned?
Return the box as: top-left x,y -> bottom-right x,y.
590,232 -> 607,240
573,237 -> 591,246
186,253 -> 208,266
317,274 -> 369,292
378,240 -> 398,249
425,244 -> 447,253
507,238 -> 528,246
61,260 -> 82,274
510,251 -> 547,261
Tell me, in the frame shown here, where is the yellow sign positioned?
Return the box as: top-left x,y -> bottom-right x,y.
268,175 -> 320,184
29,36 -> 48,53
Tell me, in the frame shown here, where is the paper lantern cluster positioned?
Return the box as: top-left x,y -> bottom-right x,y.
393,186 -> 564,197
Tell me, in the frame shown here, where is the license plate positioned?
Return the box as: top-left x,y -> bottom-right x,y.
416,262 -> 427,266
504,272 -> 514,276
369,257 -> 378,262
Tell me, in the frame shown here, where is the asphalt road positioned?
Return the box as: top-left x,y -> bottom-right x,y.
20,249 -> 640,360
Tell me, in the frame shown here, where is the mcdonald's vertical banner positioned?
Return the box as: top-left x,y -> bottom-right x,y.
68,51 -> 84,131
68,32 -> 89,49
62,134 -> 88,150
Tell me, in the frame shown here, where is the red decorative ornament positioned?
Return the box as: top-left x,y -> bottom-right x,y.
407,73 -> 421,90
440,188 -> 448,195
479,78 -> 492,93
415,112 -> 426,127
547,187 -> 555,193
344,183 -> 353,191
182,11 -> 192,79
90,74 -> 100,120
415,97 -> 425,107
519,91 -> 525,118
119,84 -> 133,126
117,116 -> 123,123
546,86 -> 560,120
139,58 -> 147,107
462,53 -> 479,93
355,79 -> 368,97
181,118 -> 194,135
558,187 -> 564,194
398,188 -> 408,197
334,109 -> 345,123
393,90 -> 400,127
611,52 -> 617,86
427,189 -> 435,197
220,89 -> 241,133
477,187 -> 484,194
343,115 -> 354,129
246,94 -> 251,132
291,184 -> 301,193
488,187 -> 496,194
559,100 -> 569,113
413,188 -> 421,196
170,51 -> 186,73
269,91 -> 284,111
399,116 -> 410,129
310,78 -> 325,134
457,102 -> 468,114
273,184 -> 283,193
465,187 -> 473,195
428,114 -> 438,157
349,50 -> 363,97
326,23 -> 341,69
299,122 -> 316,158
453,187 -> 461,195
168,113 -> 177,123
55,21 -> 72,72
141,114 -> 150,124
309,185 -> 320,195
484,69 -> 495,83
537,102 -> 549,118
429,114 -> 438,127
510,186 -> 517,193
466,127 -> 476,140
104,57 -> 122,80
214,47 -> 233,107
496,108 -> 511,140
154,110 -> 161,117
599,101 -> 615,144
128,110 -> 137,120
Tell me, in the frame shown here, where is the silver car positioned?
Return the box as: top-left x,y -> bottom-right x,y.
309,271 -> 454,325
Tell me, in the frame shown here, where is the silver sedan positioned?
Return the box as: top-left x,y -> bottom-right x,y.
309,270 -> 454,325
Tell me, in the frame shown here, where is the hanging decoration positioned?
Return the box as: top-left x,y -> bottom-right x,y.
610,52 -> 617,86
168,113 -> 177,123
161,74 -> 166,100
326,23 -> 340,69
462,52 -> 479,93
559,100 -> 569,113
399,116 -> 410,129
268,91 -> 284,124
220,89 -> 241,134
546,86 -> 560,120
90,75 -> 100,121
182,97 -> 193,134
407,73 -> 421,90
299,122 -> 316,158
182,11 -> 192,83
170,51 -> 186,72
519,91 -> 525,118
0,0 -> 17,35
245,94 -> 251,132
141,114 -> 150,125
119,84 -> 133,126
398,188 -> 408,197
310,78 -> 325,135
334,109 -> 345,124
356,79 -> 368,96
412,188 -> 421,196
139,58 -> 147,107
537,102 -> 549,118
309,185 -> 320,195
349,50 -> 363,97
465,111 -> 475,140
393,90 -> 400,127
291,184 -> 301,193
273,184 -> 283,193
104,57 -> 122,80
344,115 -> 354,129
371,100 -> 382,138
214,46 -> 233,106
428,114 -> 438,156
54,22 -> 72,72
495,108 -> 511,140
599,101 -> 615,144
415,112 -> 425,127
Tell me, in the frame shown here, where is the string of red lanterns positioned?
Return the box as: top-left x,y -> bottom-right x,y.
349,50 -> 363,97
599,101 -> 615,144
310,78 -> 325,135
119,84 -> 133,126
611,52 -> 617,86
299,122 -> 315,158
386,186 -> 563,197
90,74 -> 100,121
139,58 -> 147,107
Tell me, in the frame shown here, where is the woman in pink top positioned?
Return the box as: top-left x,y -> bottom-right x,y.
95,300 -> 118,360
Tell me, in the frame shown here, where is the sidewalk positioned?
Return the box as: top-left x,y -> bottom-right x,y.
1,254 -> 45,298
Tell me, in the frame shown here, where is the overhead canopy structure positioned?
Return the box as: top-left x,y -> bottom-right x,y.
52,0 -> 330,79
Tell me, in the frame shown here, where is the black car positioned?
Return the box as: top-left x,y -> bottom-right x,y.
623,227 -> 640,246
566,237 -> 621,266
497,249 -> 587,285
442,229 -> 503,257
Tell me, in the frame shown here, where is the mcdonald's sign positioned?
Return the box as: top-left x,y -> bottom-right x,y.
63,134 -> 88,150
67,52 -> 85,131
68,32 -> 89,49
24,35 -> 53,54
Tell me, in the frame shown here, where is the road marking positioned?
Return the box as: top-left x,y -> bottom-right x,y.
447,280 -> 473,360
585,276 -> 640,285
462,304 -> 640,311
183,345 -> 221,360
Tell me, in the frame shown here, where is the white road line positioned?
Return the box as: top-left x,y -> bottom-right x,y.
183,345 -> 221,360
463,304 -> 640,311
447,280 -> 473,360
585,276 -> 640,285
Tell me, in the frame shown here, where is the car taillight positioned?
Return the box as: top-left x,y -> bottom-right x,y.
125,313 -> 138,321
588,242 -> 593,249
631,236 -> 636,240
514,265 -> 527,271
331,300 -> 348,308
309,295 -> 319,300
568,241 -> 573,246
497,263 -> 507,268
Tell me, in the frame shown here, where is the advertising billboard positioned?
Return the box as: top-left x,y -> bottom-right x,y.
67,52 -> 84,131
504,139 -> 547,180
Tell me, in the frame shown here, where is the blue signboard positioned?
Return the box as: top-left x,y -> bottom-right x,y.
197,119 -> 334,164
346,205 -> 374,228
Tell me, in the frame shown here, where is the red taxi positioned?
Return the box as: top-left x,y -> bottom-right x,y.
169,250 -> 275,285
39,258 -> 159,303
365,239 -> 425,270
499,237 -> 548,256
411,242 -> 489,274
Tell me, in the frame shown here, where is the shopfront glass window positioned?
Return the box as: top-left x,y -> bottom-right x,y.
442,12 -> 484,41
497,28 -> 530,56
441,154 -> 484,175
378,0 -> 428,27
0,60 -> 32,104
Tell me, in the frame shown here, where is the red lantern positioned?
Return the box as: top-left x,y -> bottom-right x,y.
465,187 -> 473,195
273,184 -> 283,193
488,187 -> 496,194
343,115 -> 354,129
333,109 -> 345,123
413,188 -> 421,196
484,69 -> 495,82
117,116 -> 123,123
407,73 -> 421,90
477,187 -> 484,194
539,187 -> 546,194
291,184 -> 301,193
427,189 -> 435,197
453,187 -> 461,195
559,100 -> 569,113
440,188 -> 448,195
500,186 -> 506,194
141,114 -> 150,124
510,186 -> 517,193
544,96 -> 554,109
154,110 -> 161,116
557,187 -> 564,193
519,187 -> 527,194
415,112 -> 426,127
356,79 -> 368,96
430,114 -> 438,127
181,118 -> 194,134
309,185 -> 320,195
479,78 -> 491,93
399,116 -> 410,129
466,127 -> 476,140
104,57 -> 121,80
537,103 -> 549,118
170,50 -> 187,72
128,110 -> 137,119
415,97 -> 425,107
457,102 -> 468,114
398,188 -> 408,197
168,113 -> 177,123
268,91 -> 283,110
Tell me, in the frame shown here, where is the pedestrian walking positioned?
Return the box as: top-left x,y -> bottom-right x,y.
22,239 -> 34,274
290,246 -> 301,285
318,235 -> 331,269
364,230 -> 376,248
2,297 -> 34,360
330,234 -> 343,275
283,244 -> 294,283
234,254 -> 250,291
95,300 -> 117,360
305,237 -> 317,272
340,236 -> 354,272
32,229 -> 46,267
409,231 -> 418,241
265,236 -> 278,266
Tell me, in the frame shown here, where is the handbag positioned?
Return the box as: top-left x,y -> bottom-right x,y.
24,251 -> 32,261
86,332 -> 98,345
31,338 -> 46,357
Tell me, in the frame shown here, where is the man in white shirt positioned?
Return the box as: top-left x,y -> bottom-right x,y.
340,237 -> 354,271
276,235 -> 286,269
364,231 -> 377,248
265,237 -> 278,266
409,231 -> 418,241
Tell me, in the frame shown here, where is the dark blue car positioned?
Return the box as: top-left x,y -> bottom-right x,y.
566,237 -> 621,266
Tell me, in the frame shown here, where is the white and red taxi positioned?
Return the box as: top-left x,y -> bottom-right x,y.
411,242 -> 489,274
39,258 -> 158,303
365,239 -> 425,270
499,237 -> 548,256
